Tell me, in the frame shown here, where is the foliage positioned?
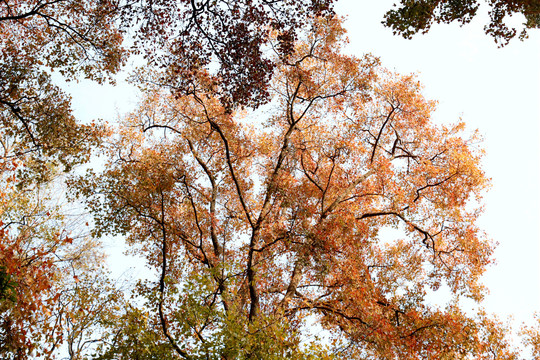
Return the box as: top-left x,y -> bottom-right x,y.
53,269 -> 126,360
521,314 -> 540,359
0,2 -> 128,357
70,17 -> 521,359
0,179 -> 112,358
383,0 -> 540,46
0,266 -> 16,303
0,1 -> 532,358
0,0 -> 125,184
121,0 -> 335,108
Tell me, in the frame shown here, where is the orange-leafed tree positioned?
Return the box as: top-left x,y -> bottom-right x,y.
73,17 -> 518,359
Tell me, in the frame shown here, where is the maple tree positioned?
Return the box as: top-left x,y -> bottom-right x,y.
383,0 -> 540,46
71,17 -> 522,359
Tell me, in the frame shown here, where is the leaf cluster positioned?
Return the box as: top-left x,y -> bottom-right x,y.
120,0 -> 335,108
383,0 -> 540,46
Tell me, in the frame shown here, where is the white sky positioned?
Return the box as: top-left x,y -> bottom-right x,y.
63,0 -> 540,341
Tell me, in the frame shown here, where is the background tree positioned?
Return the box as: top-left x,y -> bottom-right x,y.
50,269 -> 126,360
0,2 -> 127,357
121,0 -> 335,108
0,178 -> 115,359
383,0 -> 540,46
0,0 -> 125,184
73,18 -> 519,359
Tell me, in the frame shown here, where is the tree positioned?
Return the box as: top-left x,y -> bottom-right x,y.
72,18 -> 520,359
0,2 -> 345,358
121,0 -> 335,109
0,2 -> 127,357
383,0 -> 540,46
50,269 -> 127,360
522,314 -> 540,358
0,178 -> 115,359
0,0 -> 125,184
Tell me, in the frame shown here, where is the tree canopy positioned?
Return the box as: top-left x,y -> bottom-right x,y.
121,0 -> 335,108
0,1 -> 538,359
384,0 -> 540,46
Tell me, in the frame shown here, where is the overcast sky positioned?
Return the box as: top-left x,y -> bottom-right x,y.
63,0 -> 540,335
